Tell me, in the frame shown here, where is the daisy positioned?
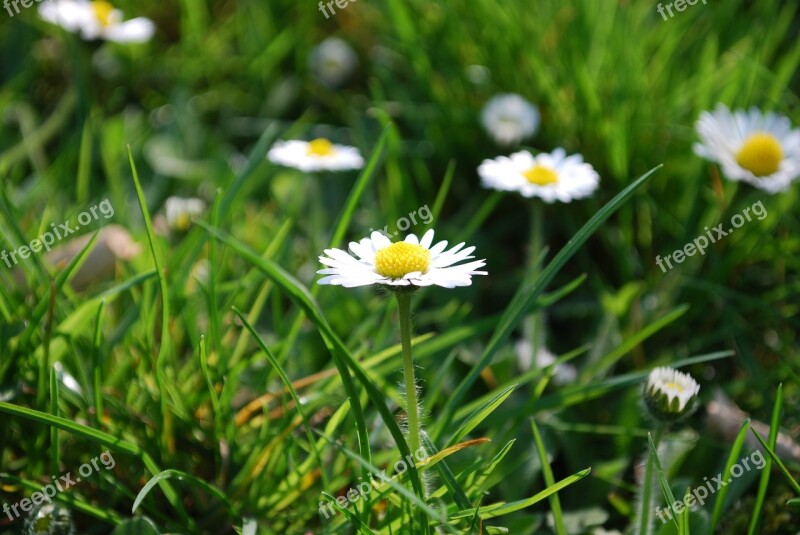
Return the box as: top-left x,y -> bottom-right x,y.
478,148 -> 600,203
309,37 -> 358,88
267,138 -> 364,172
164,196 -> 205,232
515,340 -> 576,386
643,366 -> 700,421
481,93 -> 540,146
317,229 -> 487,288
694,104 -> 800,193
39,0 -> 155,43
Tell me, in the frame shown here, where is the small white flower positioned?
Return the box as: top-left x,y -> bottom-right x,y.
267,138 -> 364,172
478,148 -> 600,203
165,196 -> 205,232
24,503 -> 76,535
39,0 -> 155,43
694,104 -> 800,193
644,366 -> 700,421
317,229 -> 487,288
515,340 -> 576,385
309,37 -> 358,87
481,93 -> 540,146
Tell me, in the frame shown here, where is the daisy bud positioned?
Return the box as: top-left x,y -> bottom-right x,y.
643,366 -> 700,422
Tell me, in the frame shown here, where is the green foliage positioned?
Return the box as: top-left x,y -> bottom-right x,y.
0,0 -> 798,534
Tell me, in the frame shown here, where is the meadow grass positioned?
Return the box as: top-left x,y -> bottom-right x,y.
0,0 -> 799,533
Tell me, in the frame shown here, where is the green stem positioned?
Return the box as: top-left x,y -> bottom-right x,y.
638,425 -> 666,535
526,205 -> 544,360
397,291 -> 421,454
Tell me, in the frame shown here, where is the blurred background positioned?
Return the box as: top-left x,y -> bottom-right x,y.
0,0 -> 799,533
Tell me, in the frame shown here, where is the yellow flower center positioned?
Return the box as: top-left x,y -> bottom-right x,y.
92,1 -> 115,27
664,381 -> 684,393
522,165 -> 559,186
175,213 -> 191,231
735,133 -> 783,177
306,138 -> 335,157
374,242 -> 430,279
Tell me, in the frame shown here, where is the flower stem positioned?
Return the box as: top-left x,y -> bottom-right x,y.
397,291 -> 421,454
526,204 -> 544,359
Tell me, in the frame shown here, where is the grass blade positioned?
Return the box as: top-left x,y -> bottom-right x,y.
710,418 -> 751,530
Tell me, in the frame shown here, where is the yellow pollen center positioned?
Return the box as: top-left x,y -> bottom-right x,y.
664,382 -> 684,393
735,133 -> 783,177
522,165 -> 559,186
374,242 -> 430,279
92,1 -> 115,27
306,138 -> 335,157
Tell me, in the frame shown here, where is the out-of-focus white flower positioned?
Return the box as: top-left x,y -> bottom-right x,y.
694,104 -> 800,194
515,340 -> 576,385
481,93 -> 539,146
478,148 -> 600,203
39,0 -> 155,43
643,367 -> 701,422
25,503 -> 76,535
165,196 -> 205,232
317,229 -> 487,289
267,138 -> 364,172
309,37 -> 358,87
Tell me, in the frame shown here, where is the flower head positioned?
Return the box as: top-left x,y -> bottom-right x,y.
267,138 -> 364,172
481,93 -> 540,146
317,229 -> 487,288
478,148 -> 600,203
39,0 -> 155,43
694,104 -> 800,193
309,37 -> 358,88
25,503 -> 75,535
165,196 -> 205,232
515,340 -> 576,385
643,367 -> 700,422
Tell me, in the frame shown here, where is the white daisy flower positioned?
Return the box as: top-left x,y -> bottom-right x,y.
481,93 -> 540,146
39,0 -> 155,43
644,366 -> 700,421
317,229 -> 487,288
309,37 -> 358,88
164,196 -> 205,232
694,104 -> 800,193
267,138 -> 364,172
478,148 -> 600,203
515,340 -> 576,386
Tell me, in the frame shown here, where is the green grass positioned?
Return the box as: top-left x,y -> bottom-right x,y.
0,0 -> 799,533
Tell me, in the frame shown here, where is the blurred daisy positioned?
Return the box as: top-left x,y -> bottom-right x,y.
309,37 -> 358,88
317,229 -> 487,288
267,138 -> 363,172
39,0 -> 155,43
515,340 -> 576,386
694,104 -> 800,193
644,366 -> 700,422
165,196 -> 205,232
478,148 -> 600,203
481,93 -> 540,146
